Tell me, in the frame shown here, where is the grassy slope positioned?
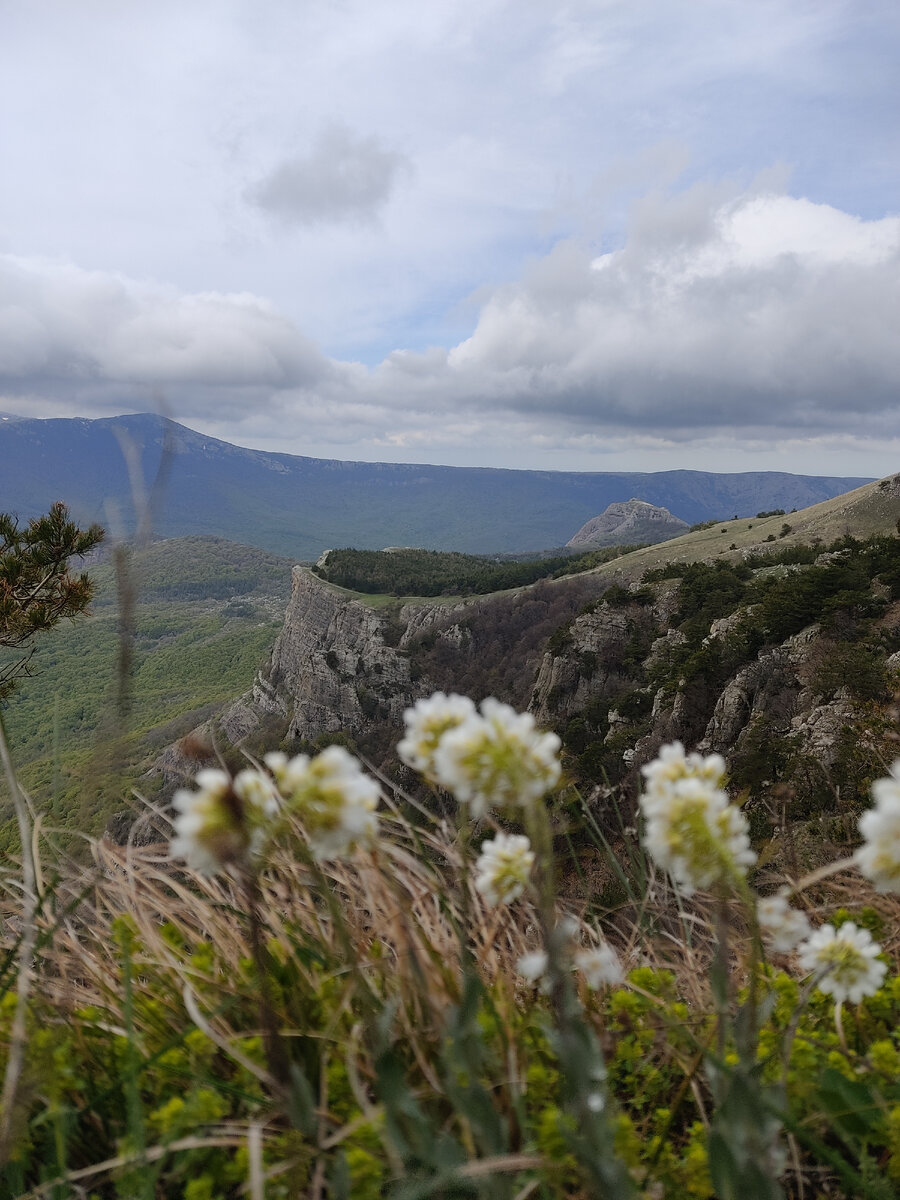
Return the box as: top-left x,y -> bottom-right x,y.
572,476 -> 900,585
334,478 -> 900,608
0,537 -> 295,849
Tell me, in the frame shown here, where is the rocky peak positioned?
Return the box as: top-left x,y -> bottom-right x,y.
566,499 -> 689,548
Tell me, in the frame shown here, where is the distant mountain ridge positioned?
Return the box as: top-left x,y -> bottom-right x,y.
0,412 -> 872,557
566,498 -> 689,548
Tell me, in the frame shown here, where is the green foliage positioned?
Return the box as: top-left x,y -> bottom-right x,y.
810,641 -> 890,703
2,732 -> 900,1196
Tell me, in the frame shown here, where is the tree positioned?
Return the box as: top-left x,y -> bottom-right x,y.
0,502 -> 104,697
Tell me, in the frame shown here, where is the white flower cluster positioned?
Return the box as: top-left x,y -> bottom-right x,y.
396,692 -> 476,780
265,745 -> 380,860
757,891 -> 812,953
639,742 -> 755,895
855,760 -> 900,893
171,767 -> 280,875
400,694 -> 562,816
574,944 -> 625,989
474,833 -> 534,905
516,941 -> 623,990
797,921 -> 887,1005
171,746 -> 380,874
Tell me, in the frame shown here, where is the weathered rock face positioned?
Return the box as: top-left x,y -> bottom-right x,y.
528,568 -> 900,824
143,526 -> 900,849
531,604 -> 641,726
221,566 -> 449,745
146,568 -> 471,785
145,561 -> 610,796
697,647 -> 802,754
531,580 -> 681,728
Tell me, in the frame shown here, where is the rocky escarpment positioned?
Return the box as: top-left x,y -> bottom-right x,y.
530,560 -> 900,845
146,565 -> 608,788
140,507 -> 900,877
224,568 -> 477,745
149,567 -> 471,783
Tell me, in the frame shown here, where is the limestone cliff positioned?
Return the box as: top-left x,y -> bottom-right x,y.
224,567 -> 473,746
149,567 -> 470,782
529,566 -> 900,848
146,565 -> 605,786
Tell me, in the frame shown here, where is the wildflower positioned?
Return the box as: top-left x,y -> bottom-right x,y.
171,767 -> 277,875
855,761 -> 900,892
640,741 -> 727,804
516,950 -> 549,983
639,751 -> 755,894
264,745 -> 379,860
233,767 -> 281,816
575,944 -> 624,989
757,891 -> 812,953
474,833 -> 534,905
797,922 -> 887,1005
397,692 -> 476,779
431,698 -> 562,816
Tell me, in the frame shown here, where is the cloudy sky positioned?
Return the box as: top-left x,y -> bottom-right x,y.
2,0 -> 899,474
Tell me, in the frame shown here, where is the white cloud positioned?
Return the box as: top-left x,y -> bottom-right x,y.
0,255 -> 329,412
413,189 -> 900,437
3,185 -> 900,475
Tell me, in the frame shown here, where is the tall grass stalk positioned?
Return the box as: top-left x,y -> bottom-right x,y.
0,712 -> 38,1166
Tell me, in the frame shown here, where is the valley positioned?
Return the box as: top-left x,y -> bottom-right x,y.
4,473 -> 899,861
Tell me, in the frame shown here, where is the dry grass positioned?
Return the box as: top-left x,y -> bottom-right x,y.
2,778 -> 900,1198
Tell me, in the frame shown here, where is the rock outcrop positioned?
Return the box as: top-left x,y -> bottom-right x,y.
139,508 -> 900,869
567,499 -> 689,549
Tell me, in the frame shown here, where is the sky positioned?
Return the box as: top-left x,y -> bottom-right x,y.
1,0 -> 899,475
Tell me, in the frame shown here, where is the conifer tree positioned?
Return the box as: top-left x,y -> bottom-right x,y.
0,502 -> 104,696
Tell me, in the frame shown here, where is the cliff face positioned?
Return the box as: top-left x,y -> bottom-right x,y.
218,567 -> 466,747
147,565 -> 605,787
144,509 -> 900,872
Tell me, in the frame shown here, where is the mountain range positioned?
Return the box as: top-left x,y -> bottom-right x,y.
0,412 -> 872,557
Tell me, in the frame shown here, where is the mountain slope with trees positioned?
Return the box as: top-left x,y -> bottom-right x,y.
0,411 -> 871,557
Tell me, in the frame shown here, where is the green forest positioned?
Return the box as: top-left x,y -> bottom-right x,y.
313,543 -> 644,596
